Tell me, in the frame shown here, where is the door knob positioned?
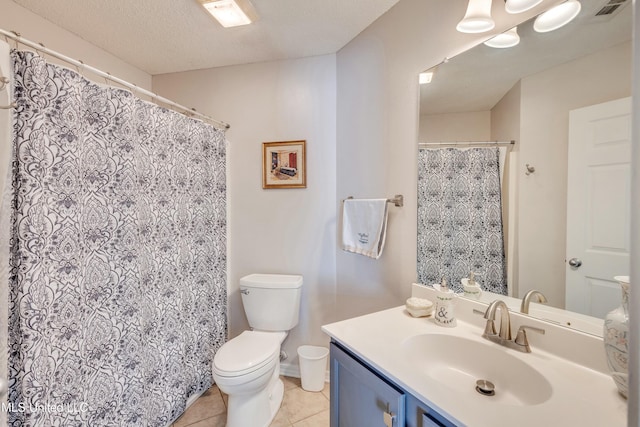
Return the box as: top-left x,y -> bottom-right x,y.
568,258 -> 582,268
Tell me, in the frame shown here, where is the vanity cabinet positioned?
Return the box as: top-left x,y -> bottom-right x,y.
330,341 -> 457,427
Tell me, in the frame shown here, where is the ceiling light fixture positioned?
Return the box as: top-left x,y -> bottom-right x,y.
419,71 -> 435,84
484,26 -> 520,48
533,0 -> 582,33
199,0 -> 257,28
456,0 -> 496,33
504,0 -> 544,14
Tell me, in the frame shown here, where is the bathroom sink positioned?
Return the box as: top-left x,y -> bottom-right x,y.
402,334 -> 552,406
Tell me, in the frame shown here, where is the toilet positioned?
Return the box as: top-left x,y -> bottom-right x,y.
212,273 -> 303,427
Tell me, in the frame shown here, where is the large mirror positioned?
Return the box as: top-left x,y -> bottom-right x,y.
417,0 -> 632,336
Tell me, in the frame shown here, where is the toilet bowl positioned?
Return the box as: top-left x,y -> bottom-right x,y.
213,331 -> 286,427
212,274 -> 303,427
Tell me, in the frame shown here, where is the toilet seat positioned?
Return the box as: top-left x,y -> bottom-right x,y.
213,330 -> 285,377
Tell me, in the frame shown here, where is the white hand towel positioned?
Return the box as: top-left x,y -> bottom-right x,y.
342,199 -> 389,259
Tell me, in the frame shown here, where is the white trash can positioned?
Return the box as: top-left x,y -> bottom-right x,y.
297,345 -> 329,392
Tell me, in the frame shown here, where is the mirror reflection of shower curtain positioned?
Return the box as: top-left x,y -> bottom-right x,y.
417,147 -> 507,294
8,50 -> 227,426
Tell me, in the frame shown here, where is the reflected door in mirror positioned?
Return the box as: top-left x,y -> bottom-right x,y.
565,97 -> 631,317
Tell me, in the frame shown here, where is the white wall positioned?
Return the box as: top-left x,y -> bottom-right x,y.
491,82 -> 521,296
419,111 -> 491,142
153,55 -> 337,372
0,0 -> 150,89
491,81 -> 521,146
628,0 -> 640,421
517,41 -> 631,307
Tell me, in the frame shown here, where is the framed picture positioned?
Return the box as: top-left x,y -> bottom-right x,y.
262,140 -> 307,189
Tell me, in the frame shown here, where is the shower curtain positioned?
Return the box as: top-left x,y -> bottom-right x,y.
417,147 -> 506,295
0,40 -> 12,427
7,50 -> 227,426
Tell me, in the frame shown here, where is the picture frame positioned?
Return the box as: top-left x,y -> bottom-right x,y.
262,140 -> 307,189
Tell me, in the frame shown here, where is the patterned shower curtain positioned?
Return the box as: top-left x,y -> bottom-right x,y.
417,147 -> 506,295
7,50 -> 227,426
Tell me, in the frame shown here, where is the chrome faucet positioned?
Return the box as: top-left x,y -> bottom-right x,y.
520,290 -> 548,314
477,299 -> 545,353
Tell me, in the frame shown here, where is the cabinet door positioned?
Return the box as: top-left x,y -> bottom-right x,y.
422,413 -> 449,427
330,342 -> 405,427
406,394 -> 458,427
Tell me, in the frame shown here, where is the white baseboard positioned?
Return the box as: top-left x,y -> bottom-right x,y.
280,361 -> 330,383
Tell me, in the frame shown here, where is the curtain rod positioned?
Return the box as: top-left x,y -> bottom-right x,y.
418,140 -> 515,149
0,29 -> 231,131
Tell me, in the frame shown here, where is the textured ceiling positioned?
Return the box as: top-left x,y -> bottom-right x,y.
13,0 -> 400,75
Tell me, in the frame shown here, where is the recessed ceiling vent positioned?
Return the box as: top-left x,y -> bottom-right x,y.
595,0 -> 628,17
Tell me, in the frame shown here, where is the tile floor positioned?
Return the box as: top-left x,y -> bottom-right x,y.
171,376 -> 330,427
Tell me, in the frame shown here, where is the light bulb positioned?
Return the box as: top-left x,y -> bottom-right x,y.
533,0 -> 582,33
457,0 -> 495,34
484,27 -> 520,48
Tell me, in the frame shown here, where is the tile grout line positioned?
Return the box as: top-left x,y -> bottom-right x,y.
287,388 -> 330,426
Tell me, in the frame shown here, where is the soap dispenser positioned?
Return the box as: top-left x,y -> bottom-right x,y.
434,278 -> 457,327
462,272 -> 483,300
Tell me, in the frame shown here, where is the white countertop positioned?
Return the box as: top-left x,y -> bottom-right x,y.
322,303 -> 627,427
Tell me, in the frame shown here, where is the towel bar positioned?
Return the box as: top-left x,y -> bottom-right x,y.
344,194 -> 403,208
387,195 -> 403,207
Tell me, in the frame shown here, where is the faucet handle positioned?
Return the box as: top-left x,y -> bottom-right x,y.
514,325 -> 545,352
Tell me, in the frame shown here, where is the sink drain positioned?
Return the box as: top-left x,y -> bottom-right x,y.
475,379 -> 495,396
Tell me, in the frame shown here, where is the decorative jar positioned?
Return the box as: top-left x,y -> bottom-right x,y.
603,275 -> 629,398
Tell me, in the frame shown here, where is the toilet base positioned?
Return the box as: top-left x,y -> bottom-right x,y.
225,366 -> 284,427
268,376 -> 285,423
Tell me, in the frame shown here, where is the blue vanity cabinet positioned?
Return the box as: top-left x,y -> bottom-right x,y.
330,342 -> 406,427
330,341 -> 458,427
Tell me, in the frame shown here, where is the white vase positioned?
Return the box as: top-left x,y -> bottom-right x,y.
603,275 -> 629,398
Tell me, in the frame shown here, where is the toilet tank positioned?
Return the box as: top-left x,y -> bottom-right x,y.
240,274 -> 303,331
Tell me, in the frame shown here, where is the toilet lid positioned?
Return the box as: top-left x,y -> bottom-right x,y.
213,330 -> 284,377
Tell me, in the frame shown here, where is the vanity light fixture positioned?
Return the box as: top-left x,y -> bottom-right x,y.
504,0 -> 544,14
533,0 -> 582,33
199,0 -> 257,28
456,0 -> 496,33
484,26 -> 520,48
